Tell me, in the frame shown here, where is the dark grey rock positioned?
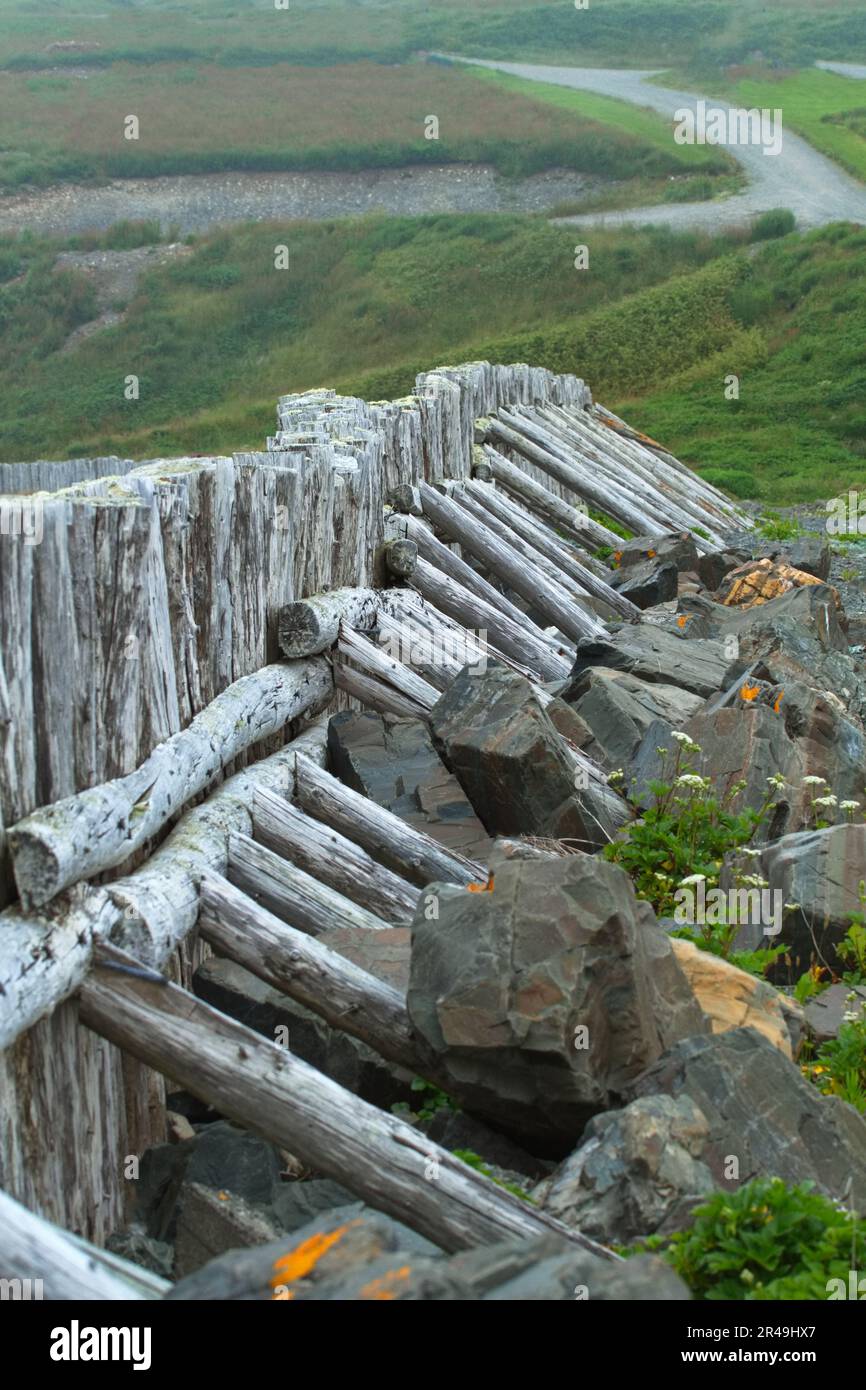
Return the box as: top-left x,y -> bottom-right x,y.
616,532 -> 699,574
626,1026 -> 866,1209
327,710 -> 492,861
804,983 -> 866,1044
407,855 -> 708,1153
568,668 -> 703,770
565,626 -> 730,701
105,1224 -> 174,1280
430,663 -> 629,851
534,1095 -> 714,1245
724,825 -> 866,976
610,559 -> 678,609
167,1206 -> 443,1301
787,535 -> 832,582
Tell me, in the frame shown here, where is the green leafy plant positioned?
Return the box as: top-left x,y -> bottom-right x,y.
629,1177 -> 864,1300
453,1150 -> 536,1205
604,736 -> 781,973
755,509 -> 802,541
804,997 -> 866,1113
391,1077 -> 457,1125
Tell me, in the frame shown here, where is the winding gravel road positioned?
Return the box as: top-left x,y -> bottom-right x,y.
454,58 -> 866,232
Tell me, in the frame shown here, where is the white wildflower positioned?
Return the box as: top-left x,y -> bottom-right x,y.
840,800 -> 861,812
675,773 -> 709,789
812,794 -> 838,808
802,775 -> 827,786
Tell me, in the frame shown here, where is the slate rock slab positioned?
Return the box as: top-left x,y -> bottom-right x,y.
625,1026 -> 866,1208
407,855 -> 708,1153
534,1094 -> 714,1244
430,663 -> 629,851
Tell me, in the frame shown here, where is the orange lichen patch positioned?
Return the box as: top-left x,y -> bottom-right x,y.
217,1190 -> 230,1201
358,1266 -> 412,1301
719,558 -> 838,611
740,683 -> 761,702
612,550 -> 623,568
269,1222 -> 356,1294
676,614 -> 690,629
773,689 -> 785,713
467,875 -> 494,892
646,548 -> 656,559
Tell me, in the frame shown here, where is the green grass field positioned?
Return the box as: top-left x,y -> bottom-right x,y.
3,213 -> 864,506
657,67 -> 866,185
0,57 -> 726,189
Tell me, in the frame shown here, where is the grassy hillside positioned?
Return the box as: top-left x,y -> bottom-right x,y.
0,59 -> 726,190
3,214 -> 864,505
3,0 -> 865,72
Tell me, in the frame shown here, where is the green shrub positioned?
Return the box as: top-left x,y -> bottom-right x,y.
699,467 -> 755,498
635,1177 -> 866,1300
751,209 -> 797,243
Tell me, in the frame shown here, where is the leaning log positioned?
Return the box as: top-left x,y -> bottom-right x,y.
418,482 -> 608,644
199,872 -> 429,1078
481,445 -> 619,550
227,832 -> 392,933
293,752 -> 485,888
278,588 -> 381,658
463,478 -> 640,621
252,787 -> 420,925
0,1188 -> 169,1300
0,721 -> 330,1048
410,556 -> 572,681
79,943 -> 618,1258
7,659 -> 333,910
398,513 -> 566,654
334,662 -> 431,722
337,623 -> 440,711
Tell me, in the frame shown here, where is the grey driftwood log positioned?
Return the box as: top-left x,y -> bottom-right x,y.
418,481 -> 608,644
6,659 -> 333,910
292,752 -> 486,888
0,1188 -> 169,1301
278,588 -> 381,658
480,444 -> 620,550
227,832 -> 393,933
252,786 -> 420,925
78,942 -> 618,1258
0,722 -> 330,1047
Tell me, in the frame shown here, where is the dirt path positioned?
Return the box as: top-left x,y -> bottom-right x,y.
452,59 -> 866,232
0,164 -> 601,238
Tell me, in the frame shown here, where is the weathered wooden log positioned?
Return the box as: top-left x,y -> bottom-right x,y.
383,538 -> 418,578
487,413 -> 662,538
337,623 -> 439,711
334,661 -> 431,721
481,445 -> 620,550
78,943 -> 617,1257
373,611 -> 457,692
293,752 -> 485,888
252,787 -> 420,925
410,556 -> 572,681
278,588 -> 381,658
388,483 -> 423,515
0,721 -> 330,1048
7,659 -> 333,910
537,404 -> 733,545
464,479 -> 640,621
398,513 -> 566,654
380,589 -> 543,685
418,481 -> 607,644
0,1187 -> 169,1300
200,872 -> 427,1076
227,831 -> 392,933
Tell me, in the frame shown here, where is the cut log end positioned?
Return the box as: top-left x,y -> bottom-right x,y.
7,828 -> 62,912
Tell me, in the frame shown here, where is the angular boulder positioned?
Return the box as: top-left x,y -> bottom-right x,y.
564,625 -> 730,701
534,1094 -> 714,1244
407,855 -> 708,1153
724,824 -> 866,975
625,1026 -> 866,1208
430,664 -> 629,851
609,558 -> 678,610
